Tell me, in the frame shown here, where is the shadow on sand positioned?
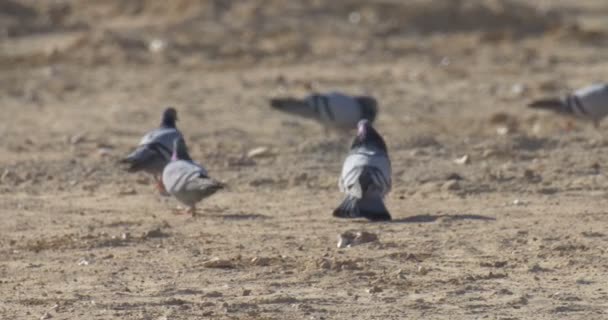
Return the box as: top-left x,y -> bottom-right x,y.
390,213 -> 496,224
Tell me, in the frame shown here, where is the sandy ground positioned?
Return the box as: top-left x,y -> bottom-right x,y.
3,0 -> 608,319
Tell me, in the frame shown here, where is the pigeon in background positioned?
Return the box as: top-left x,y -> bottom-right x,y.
528,83 -> 608,128
270,91 -> 378,131
162,138 -> 224,217
333,119 -> 392,221
120,107 -> 183,193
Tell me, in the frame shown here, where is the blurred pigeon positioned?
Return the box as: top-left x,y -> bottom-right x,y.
162,138 -> 224,217
270,91 -> 378,131
333,119 -> 392,221
528,83 -> 608,128
120,107 -> 184,192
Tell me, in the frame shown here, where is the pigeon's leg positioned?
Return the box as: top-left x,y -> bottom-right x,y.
154,175 -> 169,196
564,119 -> 576,132
188,205 -> 197,218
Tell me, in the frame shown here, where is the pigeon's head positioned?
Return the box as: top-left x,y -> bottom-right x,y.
161,107 -> 178,128
355,96 -> 378,123
356,119 -> 369,136
352,119 -> 388,153
171,137 -> 192,162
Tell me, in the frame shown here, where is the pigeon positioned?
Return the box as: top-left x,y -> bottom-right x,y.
270,91 -> 378,131
333,119 -> 392,221
120,107 -> 184,193
162,138 -> 224,217
528,83 -> 608,128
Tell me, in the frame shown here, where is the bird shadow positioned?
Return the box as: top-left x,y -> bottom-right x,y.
221,213 -> 271,221
390,213 -> 496,224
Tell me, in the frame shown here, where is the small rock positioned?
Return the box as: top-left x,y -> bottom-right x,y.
394,268 -> 407,280
511,83 -> 526,97
337,231 -> 378,248
417,265 -> 429,275
348,11 -> 361,24
1,169 -> 20,184
442,180 -> 461,191
247,147 -> 272,159
97,147 -> 112,157
69,133 -> 86,145
528,263 -> 549,273
40,312 -> 53,320
352,231 -> 378,245
117,188 -> 137,196
142,228 -> 169,239
250,257 -> 271,266
482,149 -> 497,158
445,173 -> 463,181
366,286 -> 383,294
148,39 -> 167,53
453,155 -> 470,165
202,258 -> 235,269
496,126 -> 510,135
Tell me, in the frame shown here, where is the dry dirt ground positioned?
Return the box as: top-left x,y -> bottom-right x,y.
2,0 -> 608,319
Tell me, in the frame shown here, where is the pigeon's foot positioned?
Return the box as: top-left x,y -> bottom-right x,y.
156,180 -> 170,196
563,119 -> 577,132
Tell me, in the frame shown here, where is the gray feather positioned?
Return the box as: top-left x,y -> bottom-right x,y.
162,160 -> 221,209
529,83 -> 608,124
122,127 -> 183,175
336,142 -> 392,221
270,91 -> 379,131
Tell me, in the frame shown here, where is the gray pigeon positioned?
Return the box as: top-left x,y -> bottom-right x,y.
162,138 -> 224,217
270,91 -> 378,131
120,107 -> 184,192
528,83 -> 608,128
334,119 -> 392,221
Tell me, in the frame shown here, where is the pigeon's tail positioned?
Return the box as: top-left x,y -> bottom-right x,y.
356,96 -> 378,123
333,194 -> 391,221
190,176 -> 226,198
528,98 -> 568,113
270,98 -> 316,118
119,154 -> 144,172
120,145 -> 167,173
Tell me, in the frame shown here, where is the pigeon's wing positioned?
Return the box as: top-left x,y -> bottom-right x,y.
183,175 -> 224,197
122,143 -> 169,173
163,160 -> 223,207
162,160 -> 210,193
139,127 -> 182,151
323,92 -> 363,128
340,149 -> 391,197
122,127 -> 182,174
